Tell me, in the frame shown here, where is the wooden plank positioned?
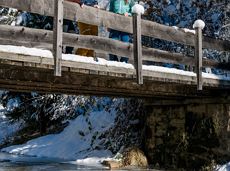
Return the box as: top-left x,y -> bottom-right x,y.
195,27 -> 203,90
133,14 -> 143,85
0,51 -> 229,89
0,63 -> 229,98
0,51 -> 136,76
0,52 -> 198,83
0,0 -> 229,52
53,0 -> 63,76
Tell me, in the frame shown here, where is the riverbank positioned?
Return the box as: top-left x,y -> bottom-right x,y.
1,108 -> 115,165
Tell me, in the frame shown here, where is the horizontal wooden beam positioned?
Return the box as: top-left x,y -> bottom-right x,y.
0,25 -> 229,69
0,51 -> 229,89
0,0 -> 229,52
0,62 -> 228,98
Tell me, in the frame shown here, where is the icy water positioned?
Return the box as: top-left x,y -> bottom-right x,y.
0,152 -> 161,171
0,152 -> 108,171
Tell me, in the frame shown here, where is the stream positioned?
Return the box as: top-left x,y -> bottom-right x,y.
0,152 -> 108,171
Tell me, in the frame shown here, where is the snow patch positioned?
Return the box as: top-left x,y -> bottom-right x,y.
0,45 -> 53,58
172,26 -> 196,34
193,19 -> 205,29
216,162 -> 230,171
2,105 -> 116,165
132,4 -> 145,15
75,156 -> 111,167
182,28 -> 196,34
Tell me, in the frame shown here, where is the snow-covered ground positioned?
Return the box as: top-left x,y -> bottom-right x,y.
0,45 -> 229,81
1,98 -> 118,166
216,163 -> 230,171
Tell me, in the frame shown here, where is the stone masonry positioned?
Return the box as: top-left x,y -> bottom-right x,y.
144,99 -> 230,169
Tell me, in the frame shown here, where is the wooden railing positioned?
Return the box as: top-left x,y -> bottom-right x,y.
0,0 -> 229,90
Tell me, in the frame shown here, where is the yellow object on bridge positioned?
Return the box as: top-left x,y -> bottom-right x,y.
75,22 -> 98,57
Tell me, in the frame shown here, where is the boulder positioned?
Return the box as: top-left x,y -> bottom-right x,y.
102,147 -> 148,169
101,160 -> 123,169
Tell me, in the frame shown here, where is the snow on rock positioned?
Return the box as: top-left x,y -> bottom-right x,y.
193,19 -> 205,29
75,156 -> 111,168
132,4 -> 145,15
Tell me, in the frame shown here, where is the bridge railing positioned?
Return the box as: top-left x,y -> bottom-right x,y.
0,0 -> 229,89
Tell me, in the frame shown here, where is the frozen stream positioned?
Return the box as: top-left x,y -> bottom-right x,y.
0,152 -> 164,171
0,152 -> 108,171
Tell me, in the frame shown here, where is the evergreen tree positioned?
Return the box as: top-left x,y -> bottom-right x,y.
0,92 -> 78,135
15,11 -> 53,30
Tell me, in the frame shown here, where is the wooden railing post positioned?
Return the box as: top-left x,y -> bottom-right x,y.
53,0 -> 63,76
132,6 -> 143,85
193,20 -> 205,90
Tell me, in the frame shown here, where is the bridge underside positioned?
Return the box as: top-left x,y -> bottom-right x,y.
0,65 -> 228,99
0,51 -> 229,98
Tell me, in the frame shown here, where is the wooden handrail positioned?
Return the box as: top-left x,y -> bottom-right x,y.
0,0 -> 229,90
0,25 -> 229,70
0,0 -> 229,52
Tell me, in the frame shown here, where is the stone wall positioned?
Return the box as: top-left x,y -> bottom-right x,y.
144,100 -> 230,169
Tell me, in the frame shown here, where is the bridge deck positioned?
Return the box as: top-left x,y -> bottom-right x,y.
0,45 -> 229,98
